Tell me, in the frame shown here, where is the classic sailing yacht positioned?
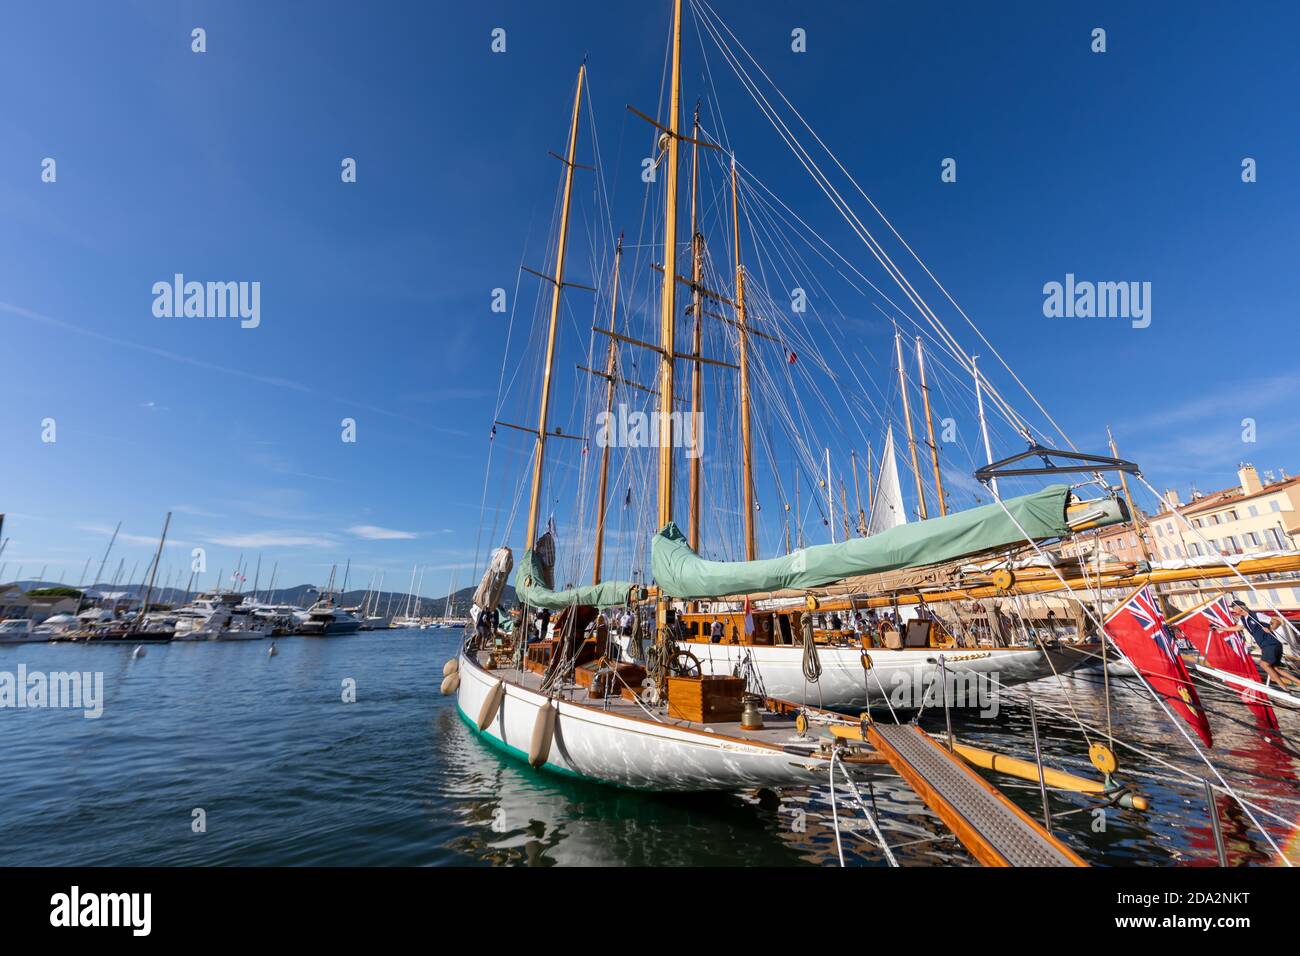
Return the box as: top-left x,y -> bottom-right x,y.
447,0 -> 1133,792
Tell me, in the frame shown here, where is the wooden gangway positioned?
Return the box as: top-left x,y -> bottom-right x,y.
862,722 -> 1087,867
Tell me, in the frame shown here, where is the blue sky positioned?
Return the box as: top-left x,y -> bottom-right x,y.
2,1 -> 1297,595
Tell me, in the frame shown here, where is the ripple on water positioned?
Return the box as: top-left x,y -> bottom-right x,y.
2,633 -> 1297,865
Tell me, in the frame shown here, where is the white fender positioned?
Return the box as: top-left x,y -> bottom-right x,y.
529,701 -> 557,768
443,658 -> 459,677
440,672 -> 460,695
477,680 -> 505,730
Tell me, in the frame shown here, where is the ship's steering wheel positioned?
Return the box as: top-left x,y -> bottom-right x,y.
667,649 -> 703,678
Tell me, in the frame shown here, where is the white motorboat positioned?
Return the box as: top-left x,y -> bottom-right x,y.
0,619 -> 41,644
173,592 -> 271,641
297,600 -> 362,636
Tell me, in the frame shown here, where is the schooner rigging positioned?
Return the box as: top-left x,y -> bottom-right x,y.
445,0 -> 1300,866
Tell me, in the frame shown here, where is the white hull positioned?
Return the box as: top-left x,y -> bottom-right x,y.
617,639 -> 1069,711
0,634 -> 45,645
211,628 -> 271,641
455,649 -> 859,792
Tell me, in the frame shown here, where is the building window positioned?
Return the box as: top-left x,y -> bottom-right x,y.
1190,543 -> 1201,556
1246,532 -> 1260,547
1226,509 -> 1238,521
1156,524 -> 1164,538
1271,501 -> 1282,513
1162,547 -> 1171,560
1225,536 -> 1240,553
1249,505 -> 1259,518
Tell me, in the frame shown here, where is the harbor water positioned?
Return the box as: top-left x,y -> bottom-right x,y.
2,628 -> 1297,866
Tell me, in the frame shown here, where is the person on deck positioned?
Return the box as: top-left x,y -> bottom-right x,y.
709,619 -> 724,643
619,609 -> 634,638
1222,600 -> 1298,688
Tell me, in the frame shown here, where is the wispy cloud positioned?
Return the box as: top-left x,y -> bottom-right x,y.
348,525 -> 418,540
208,531 -> 338,549
78,523 -> 186,548
170,504 -> 224,518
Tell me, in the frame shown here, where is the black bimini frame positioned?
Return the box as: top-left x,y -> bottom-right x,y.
975,444 -> 1141,483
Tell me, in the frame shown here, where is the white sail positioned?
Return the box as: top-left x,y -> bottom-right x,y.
866,425 -> 908,535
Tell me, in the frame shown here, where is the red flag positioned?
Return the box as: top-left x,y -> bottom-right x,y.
1105,586 -> 1213,747
743,597 -> 754,638
787,350 -> 797,365
1177,597 -> 1279,733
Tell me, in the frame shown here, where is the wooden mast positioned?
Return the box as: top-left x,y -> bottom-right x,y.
731,155 -> 757,559
895,329 -> 928,520
795,466 -> 804,549
865,442 -> 874,530
688,103 -> 704,552
851,450 -> 864,535
839,479 -> 851,541
592,236 -> 623,584
1108,426 -> 1172,617
654,0 -> 683,648
916,336 -> 948,516
656,0 -> 682,537
524,64 -> 585,550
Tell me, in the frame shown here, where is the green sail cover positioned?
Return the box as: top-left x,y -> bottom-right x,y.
652,484 -> 1076,599
514,548 -> 635,610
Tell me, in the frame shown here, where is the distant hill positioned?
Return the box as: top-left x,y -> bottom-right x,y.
0,580 -> 516,616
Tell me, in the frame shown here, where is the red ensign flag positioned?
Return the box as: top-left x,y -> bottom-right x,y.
1177,596 -> 1279,733
1105,586 -> 1213,747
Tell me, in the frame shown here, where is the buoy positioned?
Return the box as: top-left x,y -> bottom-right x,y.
529,701 -> 556,767
443,658 -> 459,677
477,680 -> 505,730
440,672 -> 460,695
268,642 -> 278,657
131,645 -> 146,659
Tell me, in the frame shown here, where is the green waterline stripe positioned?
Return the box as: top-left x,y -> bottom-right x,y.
454,699 -> 651,792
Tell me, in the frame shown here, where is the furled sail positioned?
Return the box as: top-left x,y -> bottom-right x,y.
866,425 -> 907,535
652,484 -> 1079,599
515,531 -> 635,610
472,546 -> 514,612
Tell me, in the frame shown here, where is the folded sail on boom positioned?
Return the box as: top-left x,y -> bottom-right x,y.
652,484 -> 1083,599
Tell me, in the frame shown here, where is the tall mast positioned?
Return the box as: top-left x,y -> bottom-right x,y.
655,1 -> 682,536
795,466 -> 804,549
916,336 -> 948,517
136,511 -> 171,627
839,479 -> 851,540
866,442 -> 874,530
825,447 -> 836,543
732,155 -> 756,559
654,0 -> 684,654
851,450 -> 864,535
524,63 -> 586,550
688,104 -> 704,553
592,236 -> 623,584
973,354 -> 999,500
895,329 -> 928,520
